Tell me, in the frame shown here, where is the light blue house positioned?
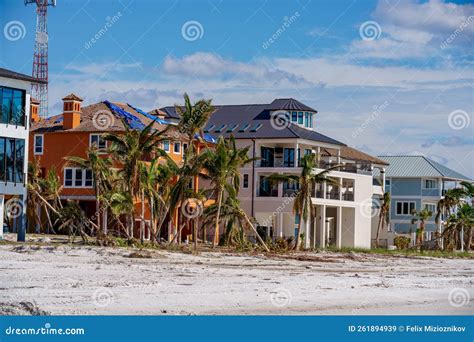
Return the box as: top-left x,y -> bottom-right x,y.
377,155 -> 471,235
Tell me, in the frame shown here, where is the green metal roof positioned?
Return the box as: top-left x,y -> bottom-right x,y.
377,155 -> 471,181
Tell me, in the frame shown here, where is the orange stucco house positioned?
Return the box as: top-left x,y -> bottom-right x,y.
28,93 -> 207,241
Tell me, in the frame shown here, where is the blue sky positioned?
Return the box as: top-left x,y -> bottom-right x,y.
1,0 -> 473,178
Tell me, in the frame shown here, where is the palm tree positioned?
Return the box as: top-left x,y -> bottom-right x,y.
26,159 -> 45,233
176,93 -> 214,142
104,119 -> 168,237
201,135 -> 255,247
375,192 -> 390,248
65,147 -> 112,234
411,208 -> 433,245
460,181 -> 474,206
269,153 -> 337,251
435,188 -> 464,225
443,204 -> 474,251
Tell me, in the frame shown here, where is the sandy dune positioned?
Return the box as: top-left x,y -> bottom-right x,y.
0,241 -> 472,315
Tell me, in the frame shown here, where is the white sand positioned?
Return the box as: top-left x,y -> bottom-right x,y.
0,238 -> 472,315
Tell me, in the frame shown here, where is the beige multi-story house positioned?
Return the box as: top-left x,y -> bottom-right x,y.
156,98 -> 389,249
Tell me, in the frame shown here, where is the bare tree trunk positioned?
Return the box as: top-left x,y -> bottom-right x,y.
213,189 -> 223,248
140,191 -> 145,244
375,210 -> 384,248
193,217 -> 198,252
295,218 -> 302,251
241,209 -> 270,252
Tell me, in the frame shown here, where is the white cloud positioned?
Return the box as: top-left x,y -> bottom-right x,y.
351,0 -> 474,60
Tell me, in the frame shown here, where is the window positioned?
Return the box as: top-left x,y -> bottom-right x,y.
260,147 -> 274,167
304,112 -> 309,127
90,134 -> 107,150
238,123 -> 250,132
85,169 -> 93,187
385,179 -> 391,192
204,124 -> 215,133
298,111 -> 303,124
163,140 -> 170,152
227,124 -> 238,132
250,123 -> 262,132
183,143 -> 188,152
423,179 -> 437,189
214,124 -> 227,133
283,148 -> 295,167
424,203 -> 436,213
396,201 -> 416,215
309,113 -> 313,128
173,142 -> 181,154
34,134 -> 44,155
305,148 -> 312,156
243,174 -> 249,188
15,139 -> 24,183
291,111 -> 297,122
0,86 -> 26,126
64,168 -> 73,187
64,167 -> 93,188
0,137 -> 25,184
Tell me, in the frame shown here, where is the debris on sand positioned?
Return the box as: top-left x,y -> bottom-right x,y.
0,301 -> 49,316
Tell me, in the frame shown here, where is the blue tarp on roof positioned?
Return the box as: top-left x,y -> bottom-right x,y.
103,100 -> 145,130
196,133 -> 217,144
127,103 -> 171,125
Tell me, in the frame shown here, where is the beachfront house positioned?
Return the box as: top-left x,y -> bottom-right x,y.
374,155 -> 471,243
0,68 -> 45,241
155,98 -> 389,249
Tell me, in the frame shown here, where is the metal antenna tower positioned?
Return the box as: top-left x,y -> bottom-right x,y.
25,0 -> 56,118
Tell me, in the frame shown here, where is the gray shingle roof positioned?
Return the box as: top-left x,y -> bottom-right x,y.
158,101 -> 342,145
0,67 -> 47,84
377,155 -> 471,181
266,98 -> 317,112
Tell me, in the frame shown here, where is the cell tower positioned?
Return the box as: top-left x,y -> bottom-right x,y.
25,0 -> 56,119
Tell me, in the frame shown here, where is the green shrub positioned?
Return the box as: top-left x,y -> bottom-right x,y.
394,236 -> 411,250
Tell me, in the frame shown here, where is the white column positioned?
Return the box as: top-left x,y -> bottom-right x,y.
278,212 -> 283,238
320,204 -> 326,248
0,195 -> 4,240
317,146 -> 321,168
381,168 -> 386,192
339,178 -> 343,200
295,142 -> 299,167
304,215 -> 311,249
336,206 -> 342,248
337,149 -> 341,164
323,181 -> 327,199
313,213 -> 317,248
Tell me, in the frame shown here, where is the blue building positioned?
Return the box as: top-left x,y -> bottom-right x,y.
377,155 -> 471,235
